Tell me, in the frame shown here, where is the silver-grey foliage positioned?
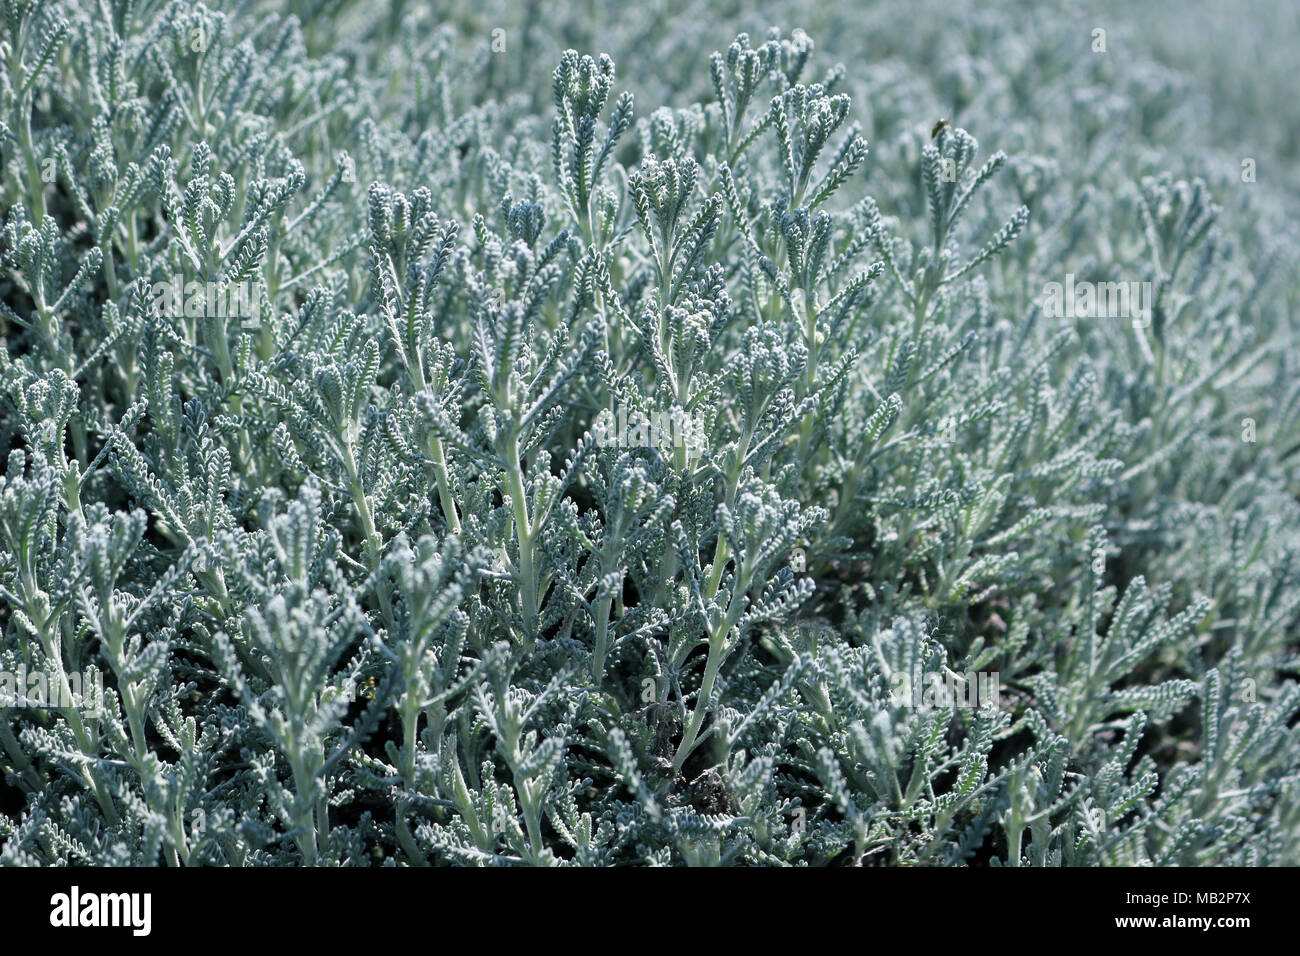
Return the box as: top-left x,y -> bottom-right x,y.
1,0 -> 1298,865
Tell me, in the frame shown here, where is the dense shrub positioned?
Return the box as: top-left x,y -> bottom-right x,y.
1,0 -> 1298,865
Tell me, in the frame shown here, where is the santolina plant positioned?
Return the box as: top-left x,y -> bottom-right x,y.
0,0 -> 1298,866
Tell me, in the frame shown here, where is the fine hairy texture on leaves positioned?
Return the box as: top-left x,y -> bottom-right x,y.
1,0 -> 1298,866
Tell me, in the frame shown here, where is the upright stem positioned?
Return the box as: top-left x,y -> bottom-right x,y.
796,294 -> 820,462
351,476 -> 395,630
670,632 -> 725,775
591,592 -> 614,681
505,428 -> 539,642
428,436 -> 462,534
18,96 -> 46,222
672,529 -> 751,775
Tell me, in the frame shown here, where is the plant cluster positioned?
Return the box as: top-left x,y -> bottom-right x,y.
1,0 -> 1298,865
